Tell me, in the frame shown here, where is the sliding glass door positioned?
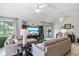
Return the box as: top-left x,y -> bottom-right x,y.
0,18 -> 13,47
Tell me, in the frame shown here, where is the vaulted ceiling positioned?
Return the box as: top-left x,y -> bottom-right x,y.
0,3 -> 79,22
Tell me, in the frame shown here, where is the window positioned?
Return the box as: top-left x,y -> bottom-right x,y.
0,21 -> 13,36
0,20 -> 13,47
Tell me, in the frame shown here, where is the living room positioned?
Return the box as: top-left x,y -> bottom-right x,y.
0,3 -> 79,56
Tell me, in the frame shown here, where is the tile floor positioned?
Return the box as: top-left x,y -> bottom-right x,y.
67,43 -> 79,56
0,43 -> 79,56
0,48 -> 4,56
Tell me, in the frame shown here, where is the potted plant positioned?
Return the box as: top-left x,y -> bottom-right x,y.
48,29 -> 51,38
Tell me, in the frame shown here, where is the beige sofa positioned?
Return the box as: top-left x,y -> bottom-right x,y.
4,38 -> 37,56
45,37 -> 71,56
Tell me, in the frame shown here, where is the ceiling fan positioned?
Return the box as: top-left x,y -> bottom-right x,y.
34,4 -> 47,13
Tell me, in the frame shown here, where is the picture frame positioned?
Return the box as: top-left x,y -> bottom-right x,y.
64,24 -> 71,29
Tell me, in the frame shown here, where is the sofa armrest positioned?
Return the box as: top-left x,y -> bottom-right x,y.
32,44 -> 44,56
4,44 -> 18,56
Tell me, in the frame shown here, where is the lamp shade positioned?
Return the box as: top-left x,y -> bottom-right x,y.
61,29 -> 67,33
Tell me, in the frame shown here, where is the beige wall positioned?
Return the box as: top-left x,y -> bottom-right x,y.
61,17 -> 79,38
54,16 -> 79,41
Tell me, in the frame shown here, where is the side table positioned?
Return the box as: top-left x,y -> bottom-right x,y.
77,38 -> 79,43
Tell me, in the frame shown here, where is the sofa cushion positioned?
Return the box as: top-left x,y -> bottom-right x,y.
45,37 -> 69,46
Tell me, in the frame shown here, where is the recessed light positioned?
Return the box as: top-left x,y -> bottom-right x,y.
59,17 -> 64,21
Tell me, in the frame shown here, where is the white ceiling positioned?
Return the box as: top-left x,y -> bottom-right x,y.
0,3 -> 79,22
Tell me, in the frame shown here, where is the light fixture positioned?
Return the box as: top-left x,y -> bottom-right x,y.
61,29 -> 67,33
34,4 -> 47,13
35,8 -> 41,13
39,4 -> 47,9
59,17 -> 64,21
61,29 -> 67,36
34,4 -> 47,9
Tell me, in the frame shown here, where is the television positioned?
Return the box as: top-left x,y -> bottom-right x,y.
28,27 -> 39,35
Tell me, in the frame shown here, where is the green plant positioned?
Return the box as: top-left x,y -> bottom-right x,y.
0,36 -> 8,48
48,29 -> 51,33
22,20 -> 27,25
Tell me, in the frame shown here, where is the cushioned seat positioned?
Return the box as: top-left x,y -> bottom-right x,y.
45,37 -> 71,56
45,37 -> 69,46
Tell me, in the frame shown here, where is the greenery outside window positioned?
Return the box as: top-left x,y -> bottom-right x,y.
0,21 -> 13,47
